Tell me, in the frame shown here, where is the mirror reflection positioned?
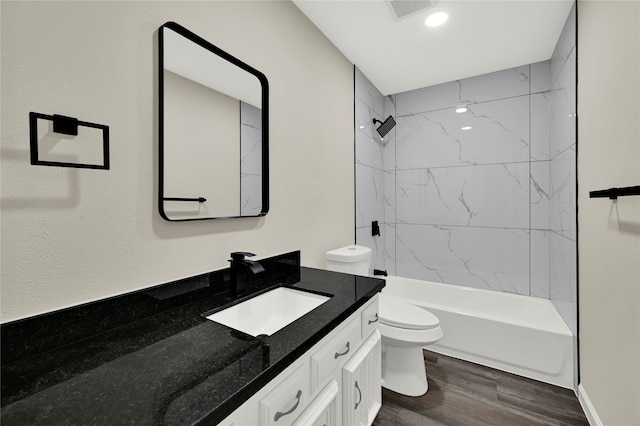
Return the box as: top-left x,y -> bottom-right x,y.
159,22 -> 268,221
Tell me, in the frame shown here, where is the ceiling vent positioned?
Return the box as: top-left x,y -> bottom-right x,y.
389,0 -> 437,20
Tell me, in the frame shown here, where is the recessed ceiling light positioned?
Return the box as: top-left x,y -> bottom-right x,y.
455,106 -> 467,113
461,126 -> 472,131
425,11 -> 448,27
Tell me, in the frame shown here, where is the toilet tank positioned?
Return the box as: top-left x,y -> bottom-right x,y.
325,245 -> 372,276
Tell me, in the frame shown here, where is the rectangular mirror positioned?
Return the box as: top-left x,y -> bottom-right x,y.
159,22 -> 269,221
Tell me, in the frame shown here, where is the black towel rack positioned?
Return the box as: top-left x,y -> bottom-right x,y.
589,186 -> 640,200
29,112 -> 110,170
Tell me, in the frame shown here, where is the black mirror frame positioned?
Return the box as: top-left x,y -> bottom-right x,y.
158,21 -> 269,221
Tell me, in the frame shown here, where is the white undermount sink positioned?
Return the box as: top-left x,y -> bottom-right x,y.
205,287 -> 330,337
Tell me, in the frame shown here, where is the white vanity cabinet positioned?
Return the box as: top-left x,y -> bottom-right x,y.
218,295 -> 380,426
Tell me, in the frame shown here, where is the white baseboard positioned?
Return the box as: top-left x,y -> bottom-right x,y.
578,384 -> 603,426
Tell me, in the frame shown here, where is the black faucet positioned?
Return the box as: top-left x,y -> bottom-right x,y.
229,252 -> 265,297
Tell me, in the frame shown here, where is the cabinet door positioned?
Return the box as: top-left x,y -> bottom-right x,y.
342,330 -> 381,426
293,379 -> 339,426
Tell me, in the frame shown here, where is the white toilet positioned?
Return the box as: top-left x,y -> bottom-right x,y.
325,245 -> 443,397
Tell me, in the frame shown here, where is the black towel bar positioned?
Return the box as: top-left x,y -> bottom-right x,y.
589,186 -> 640,200
163,197 -> 207,203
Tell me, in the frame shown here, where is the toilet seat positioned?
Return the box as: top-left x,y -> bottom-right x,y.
379,297 -> 440,330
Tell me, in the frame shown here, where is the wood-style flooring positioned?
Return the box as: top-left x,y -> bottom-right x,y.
373,350 -> 589,426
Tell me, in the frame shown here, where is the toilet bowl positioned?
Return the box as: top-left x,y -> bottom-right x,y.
325,245 -> 443,397
378,295 -> 443,396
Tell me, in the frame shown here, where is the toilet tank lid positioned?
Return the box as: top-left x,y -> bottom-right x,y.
326,245 -> 371,262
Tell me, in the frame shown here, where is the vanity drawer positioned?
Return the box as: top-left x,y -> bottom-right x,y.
293,379 -> 339,426
310,316 -> 361,393
361,297 -> 379,338
259,362 -> 308,426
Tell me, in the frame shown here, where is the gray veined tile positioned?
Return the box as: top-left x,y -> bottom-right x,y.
383,170 -> 396,224
553,47 -> 576,92
549,154 -> 576,238
355,66 -> 384,117
530,93 -> 551,161
383,94 -> 396,118
381,119 -> 396,172
240,174 -> 262,216
396,164 -> 529,229
458,66 -> 530,105
395,224 -> 530,295
530,230 -> 551,298
549,87 -> 576,159
550,2 -> 576,87
396,96 -> 530,169
531,161 -> 551,230
240,125 -> 262,175
395,66 -> 531,116
549,232 -> 575,304
355,98 -> 385,170
240,101 -> 262,129
383,222 -> 396,276
382,134 -> 396,172
356,227 -> 385,273
530,60 -> 552,94
395,80 -> 464,116
463,97 -> 530,163
395,113 -> 470,170
356,163 -> 385,229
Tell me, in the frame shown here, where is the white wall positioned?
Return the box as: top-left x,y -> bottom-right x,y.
163,70 -> 240,219
578,1 -> 640,425
0,1 -> 355,322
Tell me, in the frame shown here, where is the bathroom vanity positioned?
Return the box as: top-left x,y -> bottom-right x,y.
219,294 -> 381,426
0,251 -> 384,425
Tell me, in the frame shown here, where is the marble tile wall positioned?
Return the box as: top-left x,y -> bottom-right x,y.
548,3 -> 577,336
240,101 -> 262,216
390,63 -> 543,295
354,5 -> 576,331
355,67 -> 388,273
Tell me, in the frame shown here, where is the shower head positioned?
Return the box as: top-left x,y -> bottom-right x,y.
373,116 -> 396,138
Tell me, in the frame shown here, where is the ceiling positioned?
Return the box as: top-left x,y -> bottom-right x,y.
292,0 -> 574,95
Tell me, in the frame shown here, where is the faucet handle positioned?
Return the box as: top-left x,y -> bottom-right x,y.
230,252 -> 256,261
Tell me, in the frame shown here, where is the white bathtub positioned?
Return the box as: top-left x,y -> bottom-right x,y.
381,276 -> 574,389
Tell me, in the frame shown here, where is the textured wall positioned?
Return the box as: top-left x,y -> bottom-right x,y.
578,1 -> 640,424
1,1 -> 355,322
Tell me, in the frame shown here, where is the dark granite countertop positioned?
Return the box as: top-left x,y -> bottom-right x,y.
0,251 -> 384,425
